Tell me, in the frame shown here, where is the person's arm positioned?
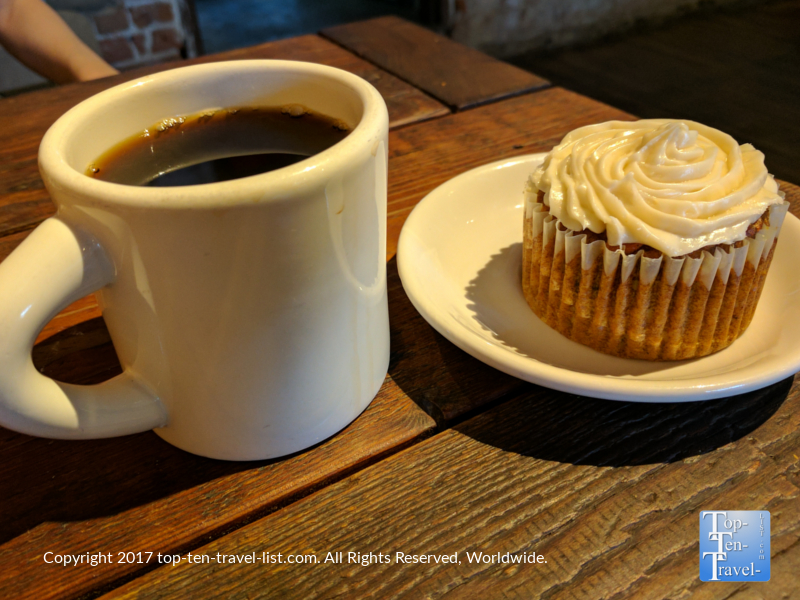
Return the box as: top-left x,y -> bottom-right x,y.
0,0 -> 118,83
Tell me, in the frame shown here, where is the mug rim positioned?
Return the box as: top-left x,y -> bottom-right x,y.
38,60 -> 388,209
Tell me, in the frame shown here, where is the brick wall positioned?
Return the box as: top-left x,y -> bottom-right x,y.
92,0 -> 198,69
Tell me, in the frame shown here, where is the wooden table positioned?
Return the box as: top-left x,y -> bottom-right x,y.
1,16 -> 798,599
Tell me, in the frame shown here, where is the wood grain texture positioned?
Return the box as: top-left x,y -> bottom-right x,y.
0,33 -> 448,239
508,0 -> 800,185
7,89 -> 631,352
0,259 -> 527,600
9,85 -> 800,403
383,88 -> 800,259
0,254 -> 532,600
98,376 -> 800,599
782,180 -> 800,215
33,295 -> 101,345
14,91 -> 798,350
0,333 -> 435,600
385,86 -> 634,259
0,32 -> 449,344
387,259 -> 529,425
21,89 -> 636,421
322,16 -> 549,110
2,71 -> 799,600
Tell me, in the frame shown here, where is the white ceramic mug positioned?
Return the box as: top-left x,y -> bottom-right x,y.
0,61 -> 390,460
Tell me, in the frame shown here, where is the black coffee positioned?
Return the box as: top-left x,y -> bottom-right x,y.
87,105 -> 351,186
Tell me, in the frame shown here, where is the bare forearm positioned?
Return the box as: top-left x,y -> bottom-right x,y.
0,0 -> 118,83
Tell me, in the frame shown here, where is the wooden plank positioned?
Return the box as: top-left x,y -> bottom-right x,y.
386,259 -> 529,425
9,85 -> 800,392
0,230 -> 26,262
98,376 -> 800,598
11,174 -> 799,345
32,317 -> 121,385
7,87 -> 627,351
322,16 -> 550,111
0,258 -> 527,599
1,253 -> 522,600
386,86 -> 634,259
384,88 -> 800,258
0,33 -> 448,239
15,89 -> 634,416
0,306 -> 436,599
7,86 -> 613,265
507,0 -> 800,185
34,295 -> 102,345
4,87 -> 800,599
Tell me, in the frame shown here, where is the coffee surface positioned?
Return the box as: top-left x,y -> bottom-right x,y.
87,105 -> 351,186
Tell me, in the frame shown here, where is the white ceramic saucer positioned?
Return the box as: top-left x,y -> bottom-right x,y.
397,154 -> 800,402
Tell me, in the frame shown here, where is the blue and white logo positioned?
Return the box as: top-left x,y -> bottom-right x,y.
699,511 -> 770,581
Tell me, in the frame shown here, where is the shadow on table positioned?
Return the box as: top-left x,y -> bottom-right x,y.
4,257 -> 791,545
389,246 -> 793,466
0,320 -> 332,545
386,257 -> 533,425
0,429 -> 263,546
0,405 -> 320,546
387,251 -> 794,468
0,257 -> 454,548
456,376 -> 793,467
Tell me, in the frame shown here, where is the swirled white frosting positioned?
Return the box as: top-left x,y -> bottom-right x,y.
531,119 -> 784,256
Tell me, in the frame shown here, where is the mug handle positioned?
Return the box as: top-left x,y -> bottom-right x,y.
0,218 -> 166,439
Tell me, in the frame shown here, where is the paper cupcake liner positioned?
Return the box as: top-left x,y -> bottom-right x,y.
522,197 -> 789,361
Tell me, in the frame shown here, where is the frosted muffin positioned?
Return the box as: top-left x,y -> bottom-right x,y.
522,119 -> 789,361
